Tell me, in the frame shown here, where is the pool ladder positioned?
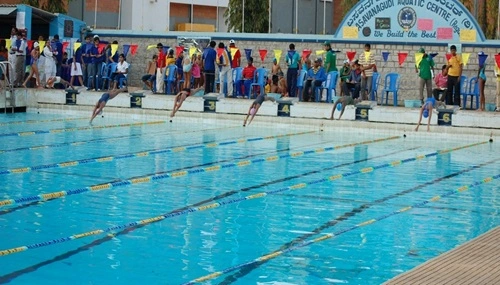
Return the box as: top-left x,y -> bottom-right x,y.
0,61 -> 14,113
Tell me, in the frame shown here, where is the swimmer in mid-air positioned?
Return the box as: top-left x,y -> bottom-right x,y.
330,96 -> 361,120
243,93 -> 276,126
170,87 -> 204,121
89,87 -> 128,124
415,97 -> 446,132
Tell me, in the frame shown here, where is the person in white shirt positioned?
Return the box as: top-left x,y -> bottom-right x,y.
43,42 -> 56,83
8,27 -> 18,84
112,53 -> 129,90
10,31 -> 26,87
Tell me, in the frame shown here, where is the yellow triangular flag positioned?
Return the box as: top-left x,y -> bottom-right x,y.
189,46 -> 197,57
147,44 -> 157,50
230,47 -> 238,57
111,44 -> 118,56
39,41 -> 46,49
462,53 -> 470,66
5,39 -> 11,50
274,49 -> 282,64
415,52 -> 424,67
316,50 -> 326,56
74,42 -> 81,51
364,51 -> 371,61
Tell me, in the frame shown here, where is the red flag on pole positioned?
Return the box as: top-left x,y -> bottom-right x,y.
346,51 -> 356,62
302,49 -> 312,59
258,49 -> 267,63
398,52 -> 408,66
445,53 -> 452,62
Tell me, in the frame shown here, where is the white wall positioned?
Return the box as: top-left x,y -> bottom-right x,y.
171,0 -> 229,7
121,0 -> 170,32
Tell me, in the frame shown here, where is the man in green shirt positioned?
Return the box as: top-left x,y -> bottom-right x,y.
323,41 -> 337,73
415,47 -> 435,104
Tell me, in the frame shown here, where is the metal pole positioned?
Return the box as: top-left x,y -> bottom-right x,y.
295,0 -> 298,34
190,0 -> 193,32
94,0 -> 97,29
268,0 -> 271,33
323,0 -> 326,34
117,0 -> 122,29
242,0 -> 245,32
216,0 -> 219,32
498,0 -> 500,39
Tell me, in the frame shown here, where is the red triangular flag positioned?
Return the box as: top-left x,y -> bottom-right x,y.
217,48 -> 224,58
495,54 -> 500,68
302,49 -> 312,59
445,53 -> 452,62
27,40 -> 34,51
258,49 -> 267,62
98,43 -> 106,53
398,52 -> 408,66
346,51 -> 356,62
176,46 -> 184,57
62,42 -> 69,52
130,45 -> 138,55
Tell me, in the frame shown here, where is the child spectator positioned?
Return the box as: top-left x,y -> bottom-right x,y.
112,54 -> 129,90
271,58 -> 282,75
302,58 -> 326,102
182,52 -> 192,89
191,54 -> 201,88
22,41 -> 41,88
476,51 -> 487,111
216,42 -> 231,96
342,60 -> 362,99
432,65 -> 448,101
142,54 -> 157,91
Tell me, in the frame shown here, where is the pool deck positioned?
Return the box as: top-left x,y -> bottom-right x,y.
385,226 -> 500,285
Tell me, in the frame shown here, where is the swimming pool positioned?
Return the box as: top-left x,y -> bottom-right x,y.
0,113 -> 498,285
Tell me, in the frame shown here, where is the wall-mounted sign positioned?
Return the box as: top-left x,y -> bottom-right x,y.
335,0 -> 485,42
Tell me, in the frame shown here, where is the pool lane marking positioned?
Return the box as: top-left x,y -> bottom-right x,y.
0,135 -> 397,209
0,140 -> 488,257
0,125 -> 241,155
0,135 -> 395,209
184,172 -> 500,285
0,117 -> 88,127
0,120 -> 166,138
0,148 -> 414,283
0,130 -> 313,176
220,157 -> 500,283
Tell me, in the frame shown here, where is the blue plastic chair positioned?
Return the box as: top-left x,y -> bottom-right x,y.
100,63 -> 116,90
297,70 -> 307,101
250,67 -> 267,99
316,71 -> 338,103
163,65 -> 177,94
462,76 -> 479,110
232,67 -> 243,97
380,73 -> 400,106
370,72 -> 380,101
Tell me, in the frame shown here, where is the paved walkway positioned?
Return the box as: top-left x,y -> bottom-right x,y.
385,226 -> 500,284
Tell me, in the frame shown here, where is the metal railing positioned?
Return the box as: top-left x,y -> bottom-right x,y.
0,61 -> 14,113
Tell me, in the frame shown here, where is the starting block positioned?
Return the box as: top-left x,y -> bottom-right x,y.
355,100 -> 376,121
65,89 -> 79,105
130,92 -> 145,108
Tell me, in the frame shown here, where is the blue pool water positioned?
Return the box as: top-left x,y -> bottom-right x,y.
0,113 -> 498,285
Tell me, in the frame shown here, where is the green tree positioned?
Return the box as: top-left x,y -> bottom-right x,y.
224,0 -> 269,33
22,0 -> 71,14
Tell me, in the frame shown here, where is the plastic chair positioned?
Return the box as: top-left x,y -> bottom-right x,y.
462,76 -> 479,110
380,73 -> 400,106
100,63 -> 116,90
371,72 -> 380,101
163,65 -> 177,94
232,67 -> 243,97
297,69 -> 307,101
460,75 -> 468,95
250,67 -> 267,99
316,71 -> 338,103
